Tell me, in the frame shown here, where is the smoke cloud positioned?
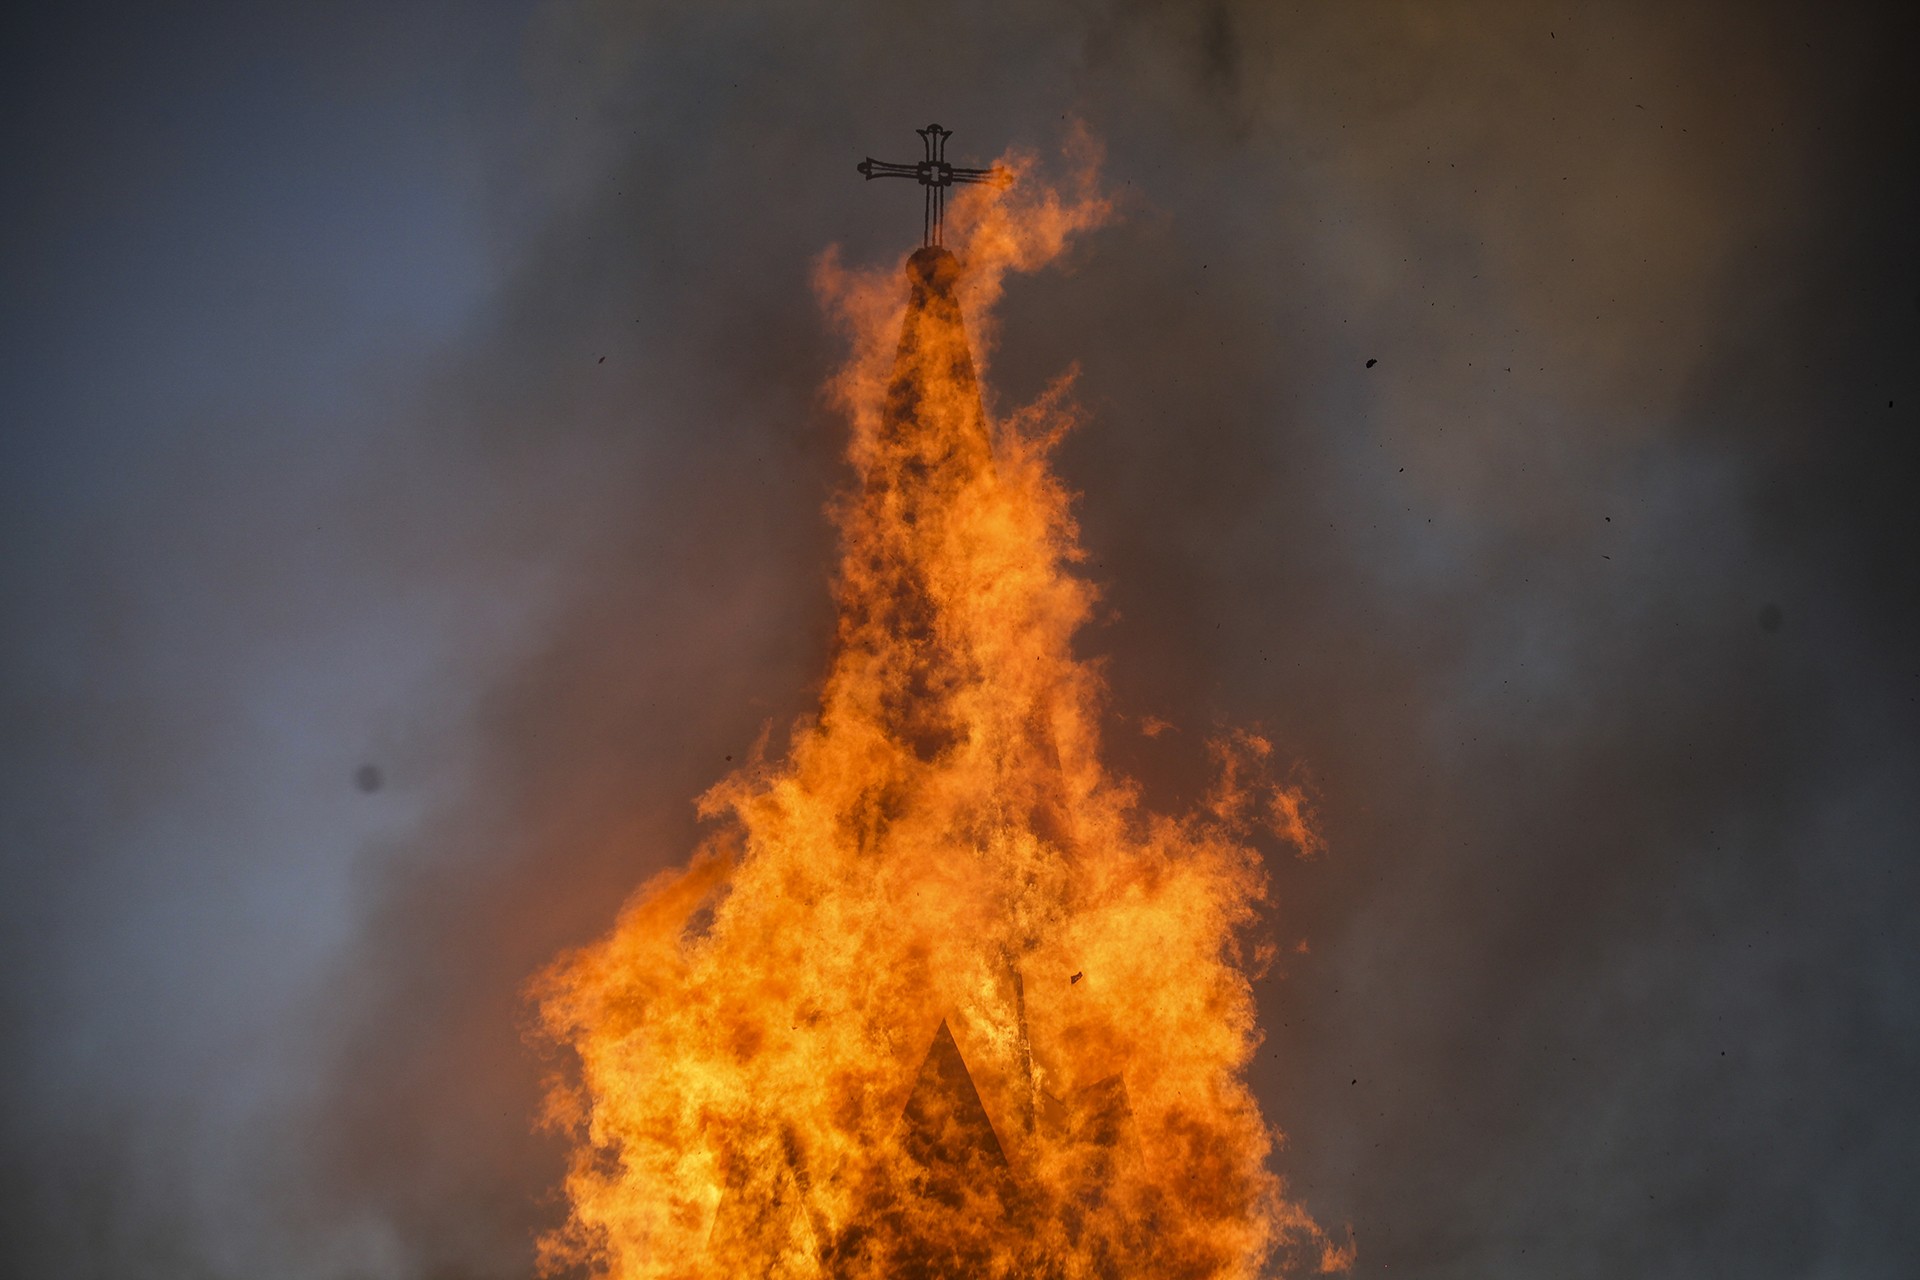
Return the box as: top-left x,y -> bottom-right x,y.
3,1 -> 1914,1276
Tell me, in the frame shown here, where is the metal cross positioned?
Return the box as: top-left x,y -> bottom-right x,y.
856,123 -> 1011,248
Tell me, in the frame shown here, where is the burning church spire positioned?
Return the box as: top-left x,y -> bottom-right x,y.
534,130 -> 1347,1278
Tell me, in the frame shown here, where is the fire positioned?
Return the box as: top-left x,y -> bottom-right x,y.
534,143 -> 1347,1278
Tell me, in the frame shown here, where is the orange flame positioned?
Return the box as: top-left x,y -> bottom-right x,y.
534,141 -> 1346,1278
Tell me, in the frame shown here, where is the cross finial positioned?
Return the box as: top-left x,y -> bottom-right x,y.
857,123 -> 1012,248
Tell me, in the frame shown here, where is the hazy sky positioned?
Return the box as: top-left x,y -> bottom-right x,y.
3,2 -> 1916,1277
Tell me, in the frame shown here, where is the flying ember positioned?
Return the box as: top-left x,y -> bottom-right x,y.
534,133 -> 1347,1279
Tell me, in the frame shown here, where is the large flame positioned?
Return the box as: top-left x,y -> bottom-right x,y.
535,145 -> 1346,1278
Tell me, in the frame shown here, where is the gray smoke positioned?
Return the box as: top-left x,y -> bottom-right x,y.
3,1 -> 1915,1276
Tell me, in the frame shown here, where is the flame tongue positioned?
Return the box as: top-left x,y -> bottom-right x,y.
537,223 -> 1339,1277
